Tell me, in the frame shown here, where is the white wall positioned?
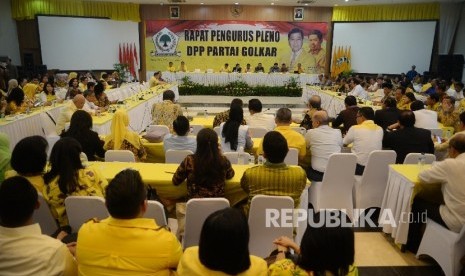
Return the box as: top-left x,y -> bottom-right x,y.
453,5 -> 465,82
0,0 -> 20,65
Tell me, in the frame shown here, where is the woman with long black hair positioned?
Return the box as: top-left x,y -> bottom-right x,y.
220,104 -> 253,152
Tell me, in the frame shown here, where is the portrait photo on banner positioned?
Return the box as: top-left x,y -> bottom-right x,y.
170,6 -> 179,19
145,20 -> 327,74
294,7 -> 304,21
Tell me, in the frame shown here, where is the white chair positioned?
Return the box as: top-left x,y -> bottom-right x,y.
248,127 -> 268,138
353,150 -> 396,212
223,151 -> 252,164
284,148 -> 299,165
294,186 -> 309,246
64,196 -> 108,232
39,112 -> 60,157
183,198 -> 230,249
33,194 -> 59,236
214,126 -> 221,136
147,125 -> 170,137
105,150 -> 136,162
403,153 -> 436,164
189,124 -> 204,135
165,149 -> 193,163
309,153 -> 357,222
291,126 -> 307,135
144,200 -> 167,226
417,219 -> 465,276
248,195 -> 294,258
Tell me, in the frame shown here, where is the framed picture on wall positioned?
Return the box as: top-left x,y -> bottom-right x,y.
294,7 -> 304,21
170,6 -> 180,19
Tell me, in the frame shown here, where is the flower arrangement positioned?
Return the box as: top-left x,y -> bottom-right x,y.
179,76 -> 302,97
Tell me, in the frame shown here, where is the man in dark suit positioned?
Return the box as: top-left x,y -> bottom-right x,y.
383,110 -> 434,163
332,95 -> 358,135
374,97 -> 400,131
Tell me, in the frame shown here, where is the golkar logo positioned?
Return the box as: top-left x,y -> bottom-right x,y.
151,27 -> 181,57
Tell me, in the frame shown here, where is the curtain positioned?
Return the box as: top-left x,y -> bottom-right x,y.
332,3 -> 439,22
11,0 -> 140,22
439,3 -> 464,54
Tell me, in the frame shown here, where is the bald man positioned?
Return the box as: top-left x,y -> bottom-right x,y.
304,110 -> 343,181
55,94 -> 85,134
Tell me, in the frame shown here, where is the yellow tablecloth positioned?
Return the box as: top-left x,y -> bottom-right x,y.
380,164 -> 442,245
143,137 -> 263,163
89,162 -> 251,206
189,116 -> 215,129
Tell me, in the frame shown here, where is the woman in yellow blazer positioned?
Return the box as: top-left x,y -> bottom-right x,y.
43,137 -> 107,230
177,208 -> 267,276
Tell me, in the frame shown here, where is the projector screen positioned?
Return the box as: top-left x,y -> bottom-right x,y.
332,21 -> 436,75
37,16 -> 139,71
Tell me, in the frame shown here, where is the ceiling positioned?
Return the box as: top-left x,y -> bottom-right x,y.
86,0 -> 463,7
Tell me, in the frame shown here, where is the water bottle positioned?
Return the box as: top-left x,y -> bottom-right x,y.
248,154 -> 255,165
237,146 -> 245,165
418,153 -> 426,170
258,155 -> 265,165
204,109 -> 208,119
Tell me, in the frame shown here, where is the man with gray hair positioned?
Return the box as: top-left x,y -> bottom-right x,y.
55,94 -> 85,134
305,110 -> 343,181
258,107 -> 306,162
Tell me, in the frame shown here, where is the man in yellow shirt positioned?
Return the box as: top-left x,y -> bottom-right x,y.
178,61 -> 188,72
282,28 -> 311,73
308,29 -> 326,74
167,61 -> 176,72
219,63 -> 231,73
258,108 -> 306,163
77,169 -> 182,275
426,93 -> 440,112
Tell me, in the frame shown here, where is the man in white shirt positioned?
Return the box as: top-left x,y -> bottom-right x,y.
82,90 -> 101,115
245,98 -> 275,131
343,107 -> 383,175
446,82 -> 464,100
367,77 -> 378,92
407,134 -> 465,253
305,110 -> 342,181
0,176 -> 77,275
348,78 -> 368,100
55,94 -> 85,134
163,115 -> 197,153
410,100 -> 438,129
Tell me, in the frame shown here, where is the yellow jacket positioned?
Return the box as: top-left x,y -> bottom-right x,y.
42,167 -> 108,227
177,246 -> 267,276
77,217 -> 182,276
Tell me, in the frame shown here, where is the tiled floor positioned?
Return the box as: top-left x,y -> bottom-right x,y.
353,211 -> 444,275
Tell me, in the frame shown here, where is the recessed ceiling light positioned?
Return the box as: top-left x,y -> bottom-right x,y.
271,2 -> 274,5
305,3 -> 308,5
235,2 -> 239,4
200,2 -> 204,4
345,0 -> 349,2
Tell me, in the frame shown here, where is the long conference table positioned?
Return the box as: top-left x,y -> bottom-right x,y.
90,162 -> 252,206
0,83 -> 177,149
150,71 -> 319,87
